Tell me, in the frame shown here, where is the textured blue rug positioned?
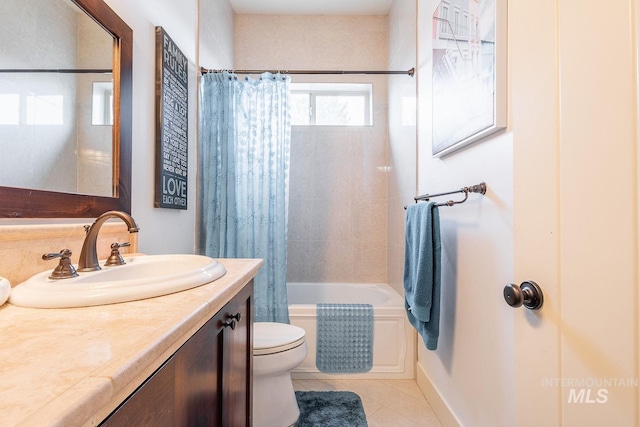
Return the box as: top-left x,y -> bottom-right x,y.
295,391 -> 368,426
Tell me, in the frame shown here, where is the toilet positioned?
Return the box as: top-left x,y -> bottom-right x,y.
253,322 -> 307,427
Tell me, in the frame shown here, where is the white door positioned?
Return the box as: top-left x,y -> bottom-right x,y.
511,0 -> 639,426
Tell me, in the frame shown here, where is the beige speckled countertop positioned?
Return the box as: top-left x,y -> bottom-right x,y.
0,258 -> 262,427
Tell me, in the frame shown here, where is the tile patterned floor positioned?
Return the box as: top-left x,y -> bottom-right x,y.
293,379 -> 443,427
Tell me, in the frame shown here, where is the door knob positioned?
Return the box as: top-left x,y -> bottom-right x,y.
503,280 -> 543,310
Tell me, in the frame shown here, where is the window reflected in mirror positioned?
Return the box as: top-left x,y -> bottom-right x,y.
92,81 -> 114,126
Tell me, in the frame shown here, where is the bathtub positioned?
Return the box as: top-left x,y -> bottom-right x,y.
287,282 -> 415,379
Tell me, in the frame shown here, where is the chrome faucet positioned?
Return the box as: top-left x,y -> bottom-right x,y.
78,210 -> 140,272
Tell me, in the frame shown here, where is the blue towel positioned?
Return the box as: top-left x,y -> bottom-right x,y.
316,304 -> 374,373
403,202 -> 441,350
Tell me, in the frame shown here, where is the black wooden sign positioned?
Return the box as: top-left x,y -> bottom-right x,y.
155,26 -> 188,209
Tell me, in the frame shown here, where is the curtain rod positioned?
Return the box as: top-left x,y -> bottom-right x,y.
200,67 -> 414,76
0,69 -> 112,74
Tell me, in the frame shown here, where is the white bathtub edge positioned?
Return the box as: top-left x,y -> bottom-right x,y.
288,282 -> 416,380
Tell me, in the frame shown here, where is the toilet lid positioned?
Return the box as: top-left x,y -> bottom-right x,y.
254,322 -> 306,355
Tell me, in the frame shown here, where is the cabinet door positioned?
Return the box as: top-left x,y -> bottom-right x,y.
174,308 -> 225,426
100,357 -> 176,426
220,282 -> 253,427
100,281 -> 253,427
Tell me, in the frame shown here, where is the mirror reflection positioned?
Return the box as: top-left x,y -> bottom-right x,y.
0,0 -> 115,197
92,82 -> 114,126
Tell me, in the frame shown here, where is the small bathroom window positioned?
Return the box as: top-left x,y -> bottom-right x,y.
290,83 -> 372,126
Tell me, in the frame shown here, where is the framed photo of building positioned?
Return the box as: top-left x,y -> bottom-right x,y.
431,0 -> 506,157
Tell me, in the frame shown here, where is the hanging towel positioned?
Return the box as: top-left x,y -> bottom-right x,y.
403,202 -> 441,350
316,303 -> 374,373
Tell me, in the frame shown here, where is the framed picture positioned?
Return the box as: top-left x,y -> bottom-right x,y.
154,26 -> 189,209
431,0 -> 507,157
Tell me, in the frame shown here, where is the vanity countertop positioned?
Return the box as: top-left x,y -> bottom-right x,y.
0,257 -> 262,427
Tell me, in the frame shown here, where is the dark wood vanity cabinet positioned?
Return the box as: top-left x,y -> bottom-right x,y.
101,281 -> 253,427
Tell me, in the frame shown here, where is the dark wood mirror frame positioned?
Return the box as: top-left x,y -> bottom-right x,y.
0,0 -> 132,218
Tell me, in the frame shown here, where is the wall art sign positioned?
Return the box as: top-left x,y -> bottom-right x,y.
155,26 -> 188,209
431,0 -> 507,157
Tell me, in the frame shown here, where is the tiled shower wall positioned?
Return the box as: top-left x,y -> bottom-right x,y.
286,124 -> 387,283
234,15 -> 389,283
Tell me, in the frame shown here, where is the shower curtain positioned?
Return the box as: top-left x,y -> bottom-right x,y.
199,71 -> 291,323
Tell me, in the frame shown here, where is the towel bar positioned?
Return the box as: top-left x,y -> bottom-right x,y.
405,182 -> 486,208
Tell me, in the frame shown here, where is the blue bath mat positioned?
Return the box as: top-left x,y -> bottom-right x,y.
295,391 -> 368,426
316,303 -> 373,373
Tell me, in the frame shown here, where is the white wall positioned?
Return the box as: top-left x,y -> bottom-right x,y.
103,0 -> 197,254
397,0 -> 639,425
414,0 -> 515,425
103,0 -> 234,254
200,0 -> 235,69
387,0 -> 417,296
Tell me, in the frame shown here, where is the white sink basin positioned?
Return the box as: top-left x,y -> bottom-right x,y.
9,254 -> 226,309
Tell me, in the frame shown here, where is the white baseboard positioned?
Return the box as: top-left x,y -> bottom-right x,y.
416,363 -> 461,427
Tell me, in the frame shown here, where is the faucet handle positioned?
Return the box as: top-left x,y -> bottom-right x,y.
42,249 -> 79,280
104,242 -> 130,267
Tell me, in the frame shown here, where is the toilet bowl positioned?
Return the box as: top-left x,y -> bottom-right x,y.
253,322 -> 307,427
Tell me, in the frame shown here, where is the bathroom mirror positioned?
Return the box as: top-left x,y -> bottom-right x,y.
0,0 -> 132,218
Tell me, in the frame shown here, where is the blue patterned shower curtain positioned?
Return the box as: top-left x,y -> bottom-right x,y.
199,71 -> 291,323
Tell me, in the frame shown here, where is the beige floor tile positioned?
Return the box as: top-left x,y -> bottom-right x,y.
367,406 -> 440,427
292,380 -> 311,391
357,394 -> 384,419
380,378 -> 425,396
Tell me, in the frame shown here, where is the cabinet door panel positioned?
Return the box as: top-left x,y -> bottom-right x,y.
175,310 -> 224,427
100,358 -> 176,426
221,283 -> 253,427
